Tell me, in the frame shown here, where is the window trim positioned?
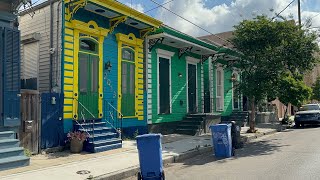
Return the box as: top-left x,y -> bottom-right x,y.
216,66 -> 224,111
156,49 -> 174,115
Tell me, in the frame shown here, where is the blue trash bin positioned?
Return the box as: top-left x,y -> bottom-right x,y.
210,124 -> 232,158
136,134 -> 164,180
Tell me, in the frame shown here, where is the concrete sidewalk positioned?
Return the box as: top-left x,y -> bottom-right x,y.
0,125 -> 281,180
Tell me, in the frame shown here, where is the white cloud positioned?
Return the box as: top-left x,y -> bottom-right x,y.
155,0 -> 319,37
124,3 -> 144,13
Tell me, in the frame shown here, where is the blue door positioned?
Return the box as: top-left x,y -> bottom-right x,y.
1,27 -> 21,127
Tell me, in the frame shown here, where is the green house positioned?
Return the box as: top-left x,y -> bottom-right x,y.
146,26 -> 243,134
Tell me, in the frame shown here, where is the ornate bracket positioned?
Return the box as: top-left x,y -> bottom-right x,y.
140,27 -> 156,39
201,54 -> 215,64
178,46 -> 193,59
148,37 -> 164,52
110,16 -> 127,34
65,0 -> 87,21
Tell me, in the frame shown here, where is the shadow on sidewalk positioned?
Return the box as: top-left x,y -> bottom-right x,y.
180,137 -> 290,167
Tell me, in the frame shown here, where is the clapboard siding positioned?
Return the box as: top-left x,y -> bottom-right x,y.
19,1 -> 62,92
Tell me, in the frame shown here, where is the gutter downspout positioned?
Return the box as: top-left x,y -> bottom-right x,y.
55,0 -> 62,91
49,0 -> 54,92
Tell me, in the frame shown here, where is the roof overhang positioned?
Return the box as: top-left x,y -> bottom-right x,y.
148,32 -> 217,56
65,0 -> 162,30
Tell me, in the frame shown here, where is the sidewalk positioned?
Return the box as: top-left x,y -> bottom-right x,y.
0,125 -> 280,180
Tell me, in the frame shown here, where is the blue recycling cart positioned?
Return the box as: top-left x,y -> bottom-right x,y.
210,124 -> 232,158
136,134 -> 165,180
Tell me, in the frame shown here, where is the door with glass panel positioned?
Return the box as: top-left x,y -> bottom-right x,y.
78,38 -> 99,119
121,48 -> 135,117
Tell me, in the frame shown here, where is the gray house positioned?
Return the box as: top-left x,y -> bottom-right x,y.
0,0 -> 30,171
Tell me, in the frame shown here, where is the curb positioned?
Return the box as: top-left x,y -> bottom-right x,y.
241,129 -> 278,143
95,128 -> 284,180
94,146 -> 212,180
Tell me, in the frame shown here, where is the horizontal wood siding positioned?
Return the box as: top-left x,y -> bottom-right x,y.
19,2 -> 62,92
150,44 -> 202,124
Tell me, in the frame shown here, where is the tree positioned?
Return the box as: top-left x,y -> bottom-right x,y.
231,16 -> 319,133
312,77 -> 320,101
278,73 -> 312,120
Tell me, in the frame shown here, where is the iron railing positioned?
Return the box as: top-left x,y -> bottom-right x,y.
104,100 -> 123,140
73,98 -> 95,144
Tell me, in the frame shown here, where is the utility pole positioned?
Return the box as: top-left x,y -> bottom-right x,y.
298,0 -> 301,26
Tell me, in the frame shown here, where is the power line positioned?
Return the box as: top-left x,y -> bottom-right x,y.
271,0 -> 295,20
129,0 -> 175,20
148,0 -> 232,46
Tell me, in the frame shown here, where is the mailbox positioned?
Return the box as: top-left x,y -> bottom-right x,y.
23,120 -> 33,132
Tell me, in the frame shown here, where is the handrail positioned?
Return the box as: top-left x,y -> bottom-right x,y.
107,101 -> 124,118
105,100 -> 123,140
73,97 -> 95,143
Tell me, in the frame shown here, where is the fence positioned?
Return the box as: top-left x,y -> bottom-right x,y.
20,90 -> 40,153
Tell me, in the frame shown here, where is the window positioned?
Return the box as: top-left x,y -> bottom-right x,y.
232,72 -> 240,110
122,48 -> 134,61
80,39 -> 98,53
216,68 -> 224,111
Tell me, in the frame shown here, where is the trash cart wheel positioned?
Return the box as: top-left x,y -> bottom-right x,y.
137,172 -> 142,180
161,170 -> 165,180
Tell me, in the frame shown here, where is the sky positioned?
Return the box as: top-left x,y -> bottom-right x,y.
31,0 -> 320,37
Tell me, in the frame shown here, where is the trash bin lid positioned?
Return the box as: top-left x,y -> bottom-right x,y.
136,133 -> 162,140
210,124 -> 231,129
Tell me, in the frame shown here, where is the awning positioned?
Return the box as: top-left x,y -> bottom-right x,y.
148,26 -> 218,56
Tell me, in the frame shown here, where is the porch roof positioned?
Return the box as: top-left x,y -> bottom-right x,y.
67,0 -> 162,29
148,25 -> 219,56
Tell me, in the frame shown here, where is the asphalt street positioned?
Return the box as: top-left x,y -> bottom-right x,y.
127,126 -> 320,180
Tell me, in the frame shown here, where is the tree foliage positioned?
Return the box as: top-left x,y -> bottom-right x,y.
230,16 -> 319,132
278,73 -> 312,107
312,77 -> 320,101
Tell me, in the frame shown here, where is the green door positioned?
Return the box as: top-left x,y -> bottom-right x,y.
121,48 -> 135,117
188,64 -> 197,113
78,54 -> 99,119
159,57 -> 170,114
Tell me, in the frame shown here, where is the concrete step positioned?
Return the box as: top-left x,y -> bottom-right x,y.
0,147 -> 24,159
75,121 -> 107,129
87,132 -> 119,141
176,124 -> 200,129
94,143 -> 122,153
0,155 -> 30,171
85,138 -> 122,153
176,128 -> 197,136
79,127 -> 113,134
0,131 -> 15,140
0,139 -> 19,149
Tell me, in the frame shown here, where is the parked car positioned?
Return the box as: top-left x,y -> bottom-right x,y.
294,104 -> 320,127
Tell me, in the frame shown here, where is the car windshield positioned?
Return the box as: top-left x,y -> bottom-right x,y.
299,105 -> 320,111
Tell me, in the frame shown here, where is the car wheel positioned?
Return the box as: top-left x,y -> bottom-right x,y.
301,123 -> 305,128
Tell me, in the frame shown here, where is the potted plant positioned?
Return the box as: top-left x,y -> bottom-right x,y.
67,131 -> 88,153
